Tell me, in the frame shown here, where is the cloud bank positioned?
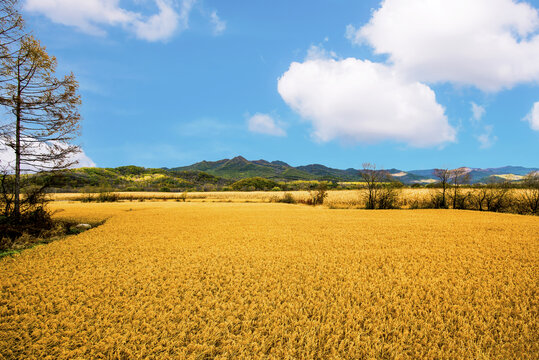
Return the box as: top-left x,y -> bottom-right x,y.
24,0 -> 196,42
0,141 -> 96,173
346,0 -> 539,91
278,56 -> 455,147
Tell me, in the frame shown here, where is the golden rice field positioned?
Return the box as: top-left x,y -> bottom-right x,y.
1,202 -> 538,359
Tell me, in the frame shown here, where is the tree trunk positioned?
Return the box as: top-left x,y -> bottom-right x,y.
13,64 -> 21,218
452,185 -> 457,209
441,184 -> 446,208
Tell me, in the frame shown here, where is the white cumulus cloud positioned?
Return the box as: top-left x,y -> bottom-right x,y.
24,0 -> 195,42
247,114 -> 286,137
277,56 -> 455,147
525,101 -> 539,131
210,10 -> 226,36
347,0 -> 539,91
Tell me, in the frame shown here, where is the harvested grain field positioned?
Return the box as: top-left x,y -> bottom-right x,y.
1,202 -> 538,359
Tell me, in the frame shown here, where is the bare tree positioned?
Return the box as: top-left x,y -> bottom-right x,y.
360,163 -> 399,209
471,181 -> 511,212
520,172 -> 539,215
450,168 -> 470,209
0,36 -> 81,217
433,168 -> 451,208
360,163 -> 381,209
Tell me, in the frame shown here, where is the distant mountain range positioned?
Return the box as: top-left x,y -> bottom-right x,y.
169,156 -> 538,184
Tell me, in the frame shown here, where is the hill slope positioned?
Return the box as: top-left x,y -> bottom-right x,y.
174,156 -> 538,184
172,156 -> 315,180
408,166 -> 539,184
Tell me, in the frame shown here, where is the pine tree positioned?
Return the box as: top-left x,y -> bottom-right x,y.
0,35 -> 81,217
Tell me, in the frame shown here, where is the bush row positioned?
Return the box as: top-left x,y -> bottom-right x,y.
271,185 -> 539,215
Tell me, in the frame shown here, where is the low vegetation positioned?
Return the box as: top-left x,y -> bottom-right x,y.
48,185 -> 539,216
0,218 -> 102,258
0,173 -> 56,253
230,177 -> 279,191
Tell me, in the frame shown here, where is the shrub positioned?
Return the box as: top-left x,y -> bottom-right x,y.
80,192 -> 120,203
486,187 -> 511,212
410,198 -> 432,209
98,192 -> 119,202
231,177 -> 279,191
280,193 -> 296,204
307,183 -> 328,206
271,193 -> 296,204
0,188 -> 55,251
517,173 -> 539,215
377,184 -> 400,209
428,192 -> 448,209
0,207 -> 54,243
449,192 -> 471,210
359,183 -> 401,209
115,165 -> 146,176
125,187 -> 142,192
470,184 -> 511,212
178,192 -> 187,202
517,190 -> 539,215
203,184 -> 216,192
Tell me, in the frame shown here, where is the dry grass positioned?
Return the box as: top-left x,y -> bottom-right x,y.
49,189 -> 431,206
1,202 -> 538,359
50,191 -> 279,202
49,188 -> 530,210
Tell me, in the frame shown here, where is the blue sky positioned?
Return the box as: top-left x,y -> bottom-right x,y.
21,0 -> 539,170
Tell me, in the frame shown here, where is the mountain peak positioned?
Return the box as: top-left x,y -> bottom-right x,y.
223,156 -> 250,166
271,160 -> 290,167
230,155 -> 248,162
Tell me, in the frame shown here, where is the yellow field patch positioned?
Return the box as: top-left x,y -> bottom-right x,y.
493,173 -> 524,181
1,202 -> 538,358
49,189 -> 428,205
